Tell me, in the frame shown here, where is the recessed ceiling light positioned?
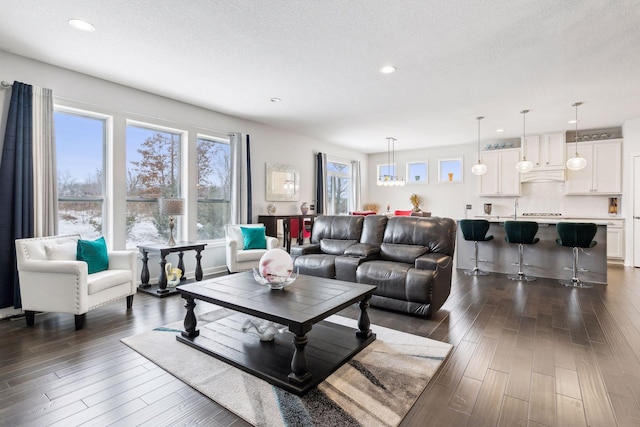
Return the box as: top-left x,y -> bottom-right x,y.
270,98 -> 281,103
568,119 -> 577,124
379,65 -> 397,74
496,129 -> 505,133
69,19 -> 95,32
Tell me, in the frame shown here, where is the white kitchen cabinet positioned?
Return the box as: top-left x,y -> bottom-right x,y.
606,219 -> 624,260
523,133 -> 565,170
564,139 -> 622,195
479,148 -> 521,197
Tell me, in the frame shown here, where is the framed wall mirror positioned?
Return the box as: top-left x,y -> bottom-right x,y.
266,163 -> 300,201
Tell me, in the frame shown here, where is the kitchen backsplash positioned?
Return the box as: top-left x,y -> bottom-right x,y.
480,182 -> 618,218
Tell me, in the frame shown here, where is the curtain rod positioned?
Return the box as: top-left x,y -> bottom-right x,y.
1,80 -> 12,89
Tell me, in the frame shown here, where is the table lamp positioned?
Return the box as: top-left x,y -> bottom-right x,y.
159,197 -> 185,246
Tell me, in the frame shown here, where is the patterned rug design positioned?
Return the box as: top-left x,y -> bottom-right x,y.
121,308 -> 452,426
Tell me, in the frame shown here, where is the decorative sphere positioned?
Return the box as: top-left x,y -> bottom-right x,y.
259,248 -> 293,283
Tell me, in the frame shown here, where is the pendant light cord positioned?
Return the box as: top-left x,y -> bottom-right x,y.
573,102 -> 582,156
521,109 -> 529,159
476,116 -> 483,162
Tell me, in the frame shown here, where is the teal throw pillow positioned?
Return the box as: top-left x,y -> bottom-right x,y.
241,226 -> 267,250
76,236 -> 109,274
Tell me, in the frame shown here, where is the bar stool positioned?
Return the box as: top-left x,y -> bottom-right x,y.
556,222 -> 597,288
504,220 -> 539,281
459,219 -> 493,276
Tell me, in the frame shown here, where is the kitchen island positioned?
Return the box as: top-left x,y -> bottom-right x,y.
456,218 -> 608,284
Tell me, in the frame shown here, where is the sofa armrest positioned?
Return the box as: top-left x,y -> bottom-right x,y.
415,253 -> 453,316
290,244 -> 321,256
266,236 -> 279,249
18,258 -> 88,275
108,250 -> 136,271
415,253 -> 452,271
344,243 -> 380,258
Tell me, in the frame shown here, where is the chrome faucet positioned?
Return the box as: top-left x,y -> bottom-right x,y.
514,198 -> 519,220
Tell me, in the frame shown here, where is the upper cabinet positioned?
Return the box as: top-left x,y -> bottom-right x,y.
564,139 -> 622,195
523,132 -> 565,170
479,148 -> 521,197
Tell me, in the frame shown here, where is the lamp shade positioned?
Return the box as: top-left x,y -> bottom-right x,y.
515,160 -> 534,173
471,163 -> 487,175
159,197 -> 185,216
566,156 -> 587,171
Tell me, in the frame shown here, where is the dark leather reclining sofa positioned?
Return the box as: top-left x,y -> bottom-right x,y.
291,215 -> 456,317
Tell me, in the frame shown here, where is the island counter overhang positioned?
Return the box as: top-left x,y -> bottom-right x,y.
456,219 -> 607,284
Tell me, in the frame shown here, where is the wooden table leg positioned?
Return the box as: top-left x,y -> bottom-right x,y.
283,219 -> 291,253
178,251 -> 186,281
356,294 -> 372,338
181,296 -> 199,339
288,332 -> 312,385
140,249 -> 150,287
157,255 -> 168,294
195,249 -> 203,281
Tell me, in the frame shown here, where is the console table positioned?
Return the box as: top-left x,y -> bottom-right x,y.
137,242 -> 207,297
258,214 -> 317,252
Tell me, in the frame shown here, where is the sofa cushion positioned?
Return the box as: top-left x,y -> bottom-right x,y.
310,216 -> 364,243
45,241 -> 78,261
356,261 -> 413,301
294,254 -> 337,278
87,269 -> 133,295
320,239 -> 358,255
77,237 -> 109,274
380,243 -> 428,264
236,249 -> 268,262
241,226 -> 267,250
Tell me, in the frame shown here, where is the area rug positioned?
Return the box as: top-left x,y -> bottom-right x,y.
121,308 -> 452,427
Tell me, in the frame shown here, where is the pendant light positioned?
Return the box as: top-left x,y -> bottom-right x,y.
566,102 -> 587,171
471,116 -> 487,175
377,137 -> 405,186
515,109 -> 534,173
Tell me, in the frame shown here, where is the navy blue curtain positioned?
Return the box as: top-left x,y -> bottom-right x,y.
0,82 -> 34,309
246,135 -> 252,223
315,152 -> 324,215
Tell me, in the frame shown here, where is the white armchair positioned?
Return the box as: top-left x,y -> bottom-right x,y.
15,234 -> 137,330
225,224 -> 279,273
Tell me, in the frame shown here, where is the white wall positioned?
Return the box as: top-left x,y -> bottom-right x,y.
367,129 -> 639,266
0,50 -> 367,317
367,142 -> 480,219
622,117 -> 640,266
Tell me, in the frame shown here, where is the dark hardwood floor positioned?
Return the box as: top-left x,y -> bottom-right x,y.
1,265 -> 640,426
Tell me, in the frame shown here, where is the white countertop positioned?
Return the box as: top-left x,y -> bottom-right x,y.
471,215 -> 623,225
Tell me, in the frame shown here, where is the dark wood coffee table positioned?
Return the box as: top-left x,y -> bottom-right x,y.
176,272 -> 376,396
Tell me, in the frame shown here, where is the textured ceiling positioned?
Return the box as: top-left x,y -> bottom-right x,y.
1,0 -> 639,153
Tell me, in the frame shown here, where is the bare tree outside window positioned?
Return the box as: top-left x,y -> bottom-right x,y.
126,125 -> 182,247
327,160 -> 351,215
197,136 -> 230,240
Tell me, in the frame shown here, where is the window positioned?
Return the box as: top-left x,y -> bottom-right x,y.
326,159 -> 352,215
438,158 -> 463,183
126,122 -> 184,247
196,135 -> 230,240
54,109 -> 107,240
407,161 -> 428,184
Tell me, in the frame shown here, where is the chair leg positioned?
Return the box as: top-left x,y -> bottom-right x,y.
25,310 -> 35,327
126,295 -> 134,309
560,247 -> 593,288
75,313 -> 86,330
464,241 -> 489,276
508,244 -> 536,281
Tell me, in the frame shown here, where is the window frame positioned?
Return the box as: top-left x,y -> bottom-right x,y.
54,105 -> 112,240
